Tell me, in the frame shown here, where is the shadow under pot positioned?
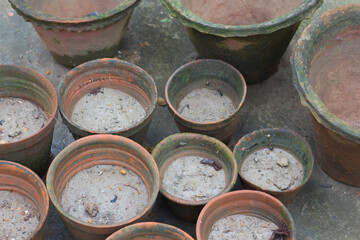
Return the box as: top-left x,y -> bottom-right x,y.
106,222 -> 194,240
58,58 -> 157,143
292,4 -> 360,186
162,0 -> 322,84
0,65 -> 58,177
165,59 -> 246,143
9,0 -> 141,67
46,134 -> 160,240
196,190 -> 295,240
151,133 -> 238,222
233,128 -> 314,203
0,161 -> 49,240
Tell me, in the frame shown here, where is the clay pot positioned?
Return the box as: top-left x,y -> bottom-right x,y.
46,134 -> 160,240
0,65 -> 58,176
162,0 -> 322,84
0,160 -> 49,240
106,222 -> 194,240
233,128 -> 314,203
292,4 -> 360,186
9,0 -> 140,67
58,58 -> 157,143
196,190 -> 295,240
151,133 -> 238,222
165,59 -> 246,143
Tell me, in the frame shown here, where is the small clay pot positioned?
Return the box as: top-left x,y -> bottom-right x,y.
292,4 -> 360,186
151,133 -> 238,222
165,59 -> 246,143
196,190 -> 295,240
46,134 -> 160,240
0,160 -> 49,240
9,0 -> 140,67
0,65 -> 58,176
233,128 -> 314,203
162,0 -> 322,84
58,58 -> 157,143
106,222 -> 194,240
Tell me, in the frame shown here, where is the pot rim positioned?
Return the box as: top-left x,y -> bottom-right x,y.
0,64 -> 58,148
162,0 -> 322,37
58,58 -> 157,137
196,190 -> 296,239
8,0 -> 140,31
0,160 -> 50,239
106,222 -> 194,239
292,4 -> 360,144
165,59 -> 246,127
46,134 -> 160,229
233,128 -> 314,194
152,132 -> 238,207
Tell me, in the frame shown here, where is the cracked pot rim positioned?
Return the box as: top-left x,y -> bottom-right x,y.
162,0 -> 322,37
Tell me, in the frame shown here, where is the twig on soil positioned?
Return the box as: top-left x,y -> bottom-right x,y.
124,182 -> 141,194
269,222 -> 290,240
200,158 -> 222,171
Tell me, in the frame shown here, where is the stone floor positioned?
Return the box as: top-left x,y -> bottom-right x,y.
0,0 -> 359,239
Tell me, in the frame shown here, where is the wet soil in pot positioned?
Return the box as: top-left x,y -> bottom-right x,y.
60,164 -> 148,225
208,214 -> 278,240
181,0 -> 304,25
162,155 -> 226,201
176,79 -> 236,122
0,191 -> 40,240
70,88 -> 146,132
240,147 -> 304,191
0,97 -> 48,143
25,0 -> 126,18
310,29 -> 360,130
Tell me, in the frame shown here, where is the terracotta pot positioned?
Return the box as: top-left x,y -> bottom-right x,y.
106,222 -> 194,240
165,59 -> 246,143
292,4 -> 360,186
0,160 -> 49,240
162,0 -> 322,84
58,58 -> 157,143
196,190 -> 295,240
9,0 -> 140,67
233,128 -> 314,203
46,134 -> 160,240
151,133 -> 238,222
0,65 -> 58,176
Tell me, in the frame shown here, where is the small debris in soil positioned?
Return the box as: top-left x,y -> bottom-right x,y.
46,70 -> 50,75
157,97 -> 167,107
277,157 -> 289,167
110,195 -> 118,203
89,87 -> 103,96
270,222 -> 290,240
84,11 -> 99,17
85,203 -> 98,217
200,158 -> 223,171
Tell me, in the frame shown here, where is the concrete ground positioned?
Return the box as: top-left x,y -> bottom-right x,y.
0,0 -> 359,239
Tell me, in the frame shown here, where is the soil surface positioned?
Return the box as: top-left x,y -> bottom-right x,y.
240,147 -> 304,191
61,164 -> 149,225
0,190 -> 40,240
0,97 -> 48,143
177,81 -> 236,122
182,0 -> 304,25
71,88 -> 146,132
208,214 -> 278,240
162,155 -> 226,201
310,29 -> 360,130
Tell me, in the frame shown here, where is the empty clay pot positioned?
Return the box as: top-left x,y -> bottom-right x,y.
46,134 -> 160,240
162,0 -> 322,84
58,58 -> 157,143
0,160 -> 49,240
9,0 -> 141,67
233,128 -> 314,203
165,59 -> 246,143
0,65 -> 58,177
106,222 -> 194,240
196,190 -> 295,240
151,133 -> 238,222
292,4 -> 360,186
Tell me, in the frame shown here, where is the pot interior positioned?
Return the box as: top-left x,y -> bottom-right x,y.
181,0 -> 304,25
25,0 -> 127,18
309,27 -> 360,131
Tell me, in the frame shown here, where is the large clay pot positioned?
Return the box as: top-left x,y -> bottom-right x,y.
292,4 -> 360,186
